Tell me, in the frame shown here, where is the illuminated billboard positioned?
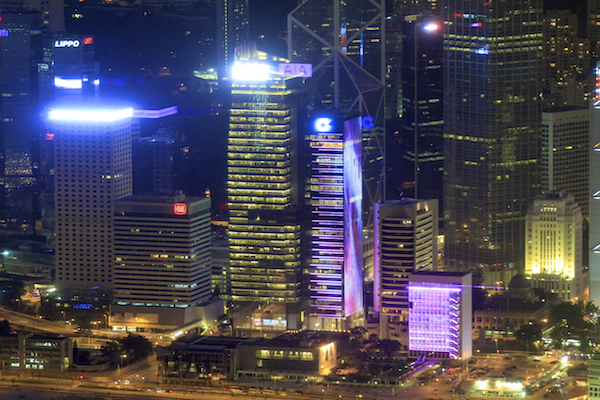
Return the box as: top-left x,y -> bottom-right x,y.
343,117 -> 363,317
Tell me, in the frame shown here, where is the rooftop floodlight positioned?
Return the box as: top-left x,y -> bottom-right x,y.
423,23 -> 439,32
48,108 -> 134,122
54,77 -> 83,89
231,62 -> 271,81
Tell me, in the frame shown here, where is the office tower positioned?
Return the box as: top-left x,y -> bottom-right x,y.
227,62 -> 303,330
543,10 -> 589,107
589,97 -> 600,303
408,271 -> 472,360
374,198 -> 438,339
111,193 -> 212,330
49,101 -> 133,293
524,190 -> 583,301
399,14 -> 443,203
590,357 -> 600,400
217,0 -> 250,75
132,136 -> 175,195
305,115 -> 363,331
288,0 -> 386,232
0,12 -> 43,236
542,107 -> 590,218
444,0 -> 543,272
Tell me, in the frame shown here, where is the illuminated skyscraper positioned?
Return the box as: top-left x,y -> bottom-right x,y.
524,190 -> 583,301
49,102 -> 133,292
227,62 -> 303,329
444,0 -> 543,272
288,0 -> 386,232
306,115 -> 363,330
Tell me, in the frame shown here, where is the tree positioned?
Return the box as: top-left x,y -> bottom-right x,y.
101,340 -> 123,366
0,319 -> 11,336
0,279 -> 25,311
515,323 -> 542,352
119,333 -> 154,361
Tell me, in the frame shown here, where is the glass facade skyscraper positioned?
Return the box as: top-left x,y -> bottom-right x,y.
444,0 -> 543,272
227,63 -> 303,307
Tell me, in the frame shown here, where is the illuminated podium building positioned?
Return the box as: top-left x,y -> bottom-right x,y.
408,271 -> 472,360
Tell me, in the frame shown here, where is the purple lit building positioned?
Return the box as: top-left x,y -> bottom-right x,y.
306,115 -> 363,331
408,271 -> 472,360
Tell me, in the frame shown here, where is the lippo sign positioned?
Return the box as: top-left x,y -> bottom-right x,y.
278,63 -> 313,78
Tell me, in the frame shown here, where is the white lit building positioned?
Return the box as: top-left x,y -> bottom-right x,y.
49,102 -> 133,293
525,190 -> 583,301
374,198 -> 438,339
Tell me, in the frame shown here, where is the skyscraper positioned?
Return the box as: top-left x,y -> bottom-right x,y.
589,97 -> 600,303
217,0 -> 250,76
305,115 -> 363,330
444,0 -> 543,272
49,101 -> 133,293
399,14 -> 443,203
0,12 -> 43,235
374,198 -> 438,338
541,107 -> 589,218
227,62 -> 303,330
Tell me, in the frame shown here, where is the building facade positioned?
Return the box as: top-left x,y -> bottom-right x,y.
227,62 -> 303,329
408,271 -> 472,360
112,194 -> 212,314
524,191 -> 583,301
305,115 -> 363,330
443,0 -> 543,272
588,99 -> 600,304
542,107 -> 590,218
374,198 -> 438,338
49,102 -> 133,293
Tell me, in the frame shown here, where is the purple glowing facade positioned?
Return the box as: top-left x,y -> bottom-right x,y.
408,285 -> 461,359
307,116 -> 363,329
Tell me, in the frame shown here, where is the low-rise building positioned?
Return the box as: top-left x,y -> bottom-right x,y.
0,332 -> 72,371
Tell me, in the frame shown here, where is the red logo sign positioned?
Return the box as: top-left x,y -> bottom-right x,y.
83,37 -> 93,45
173,203 -> 187,215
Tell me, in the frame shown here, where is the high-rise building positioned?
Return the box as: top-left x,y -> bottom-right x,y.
374,198 -> 438,338
51,34 -> 99,99
288,0 -> 386,233
111,193 -> 213,330
49,101 -> 133,293
132,136 -> 175,195
217,0 -> 250,76
305,115 -> 363,331
443,0 -> 543,272
590,0 -> 600,60
589,98 -> 600,303
408,271 -> 472,360
543,10 -> 589,108
0,0 -> 65,33
398,14 -> 443,203
227,61 -> 304,330
0,12 -> 43,236
524,190 -> 583,301
541,107 -> 590,218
